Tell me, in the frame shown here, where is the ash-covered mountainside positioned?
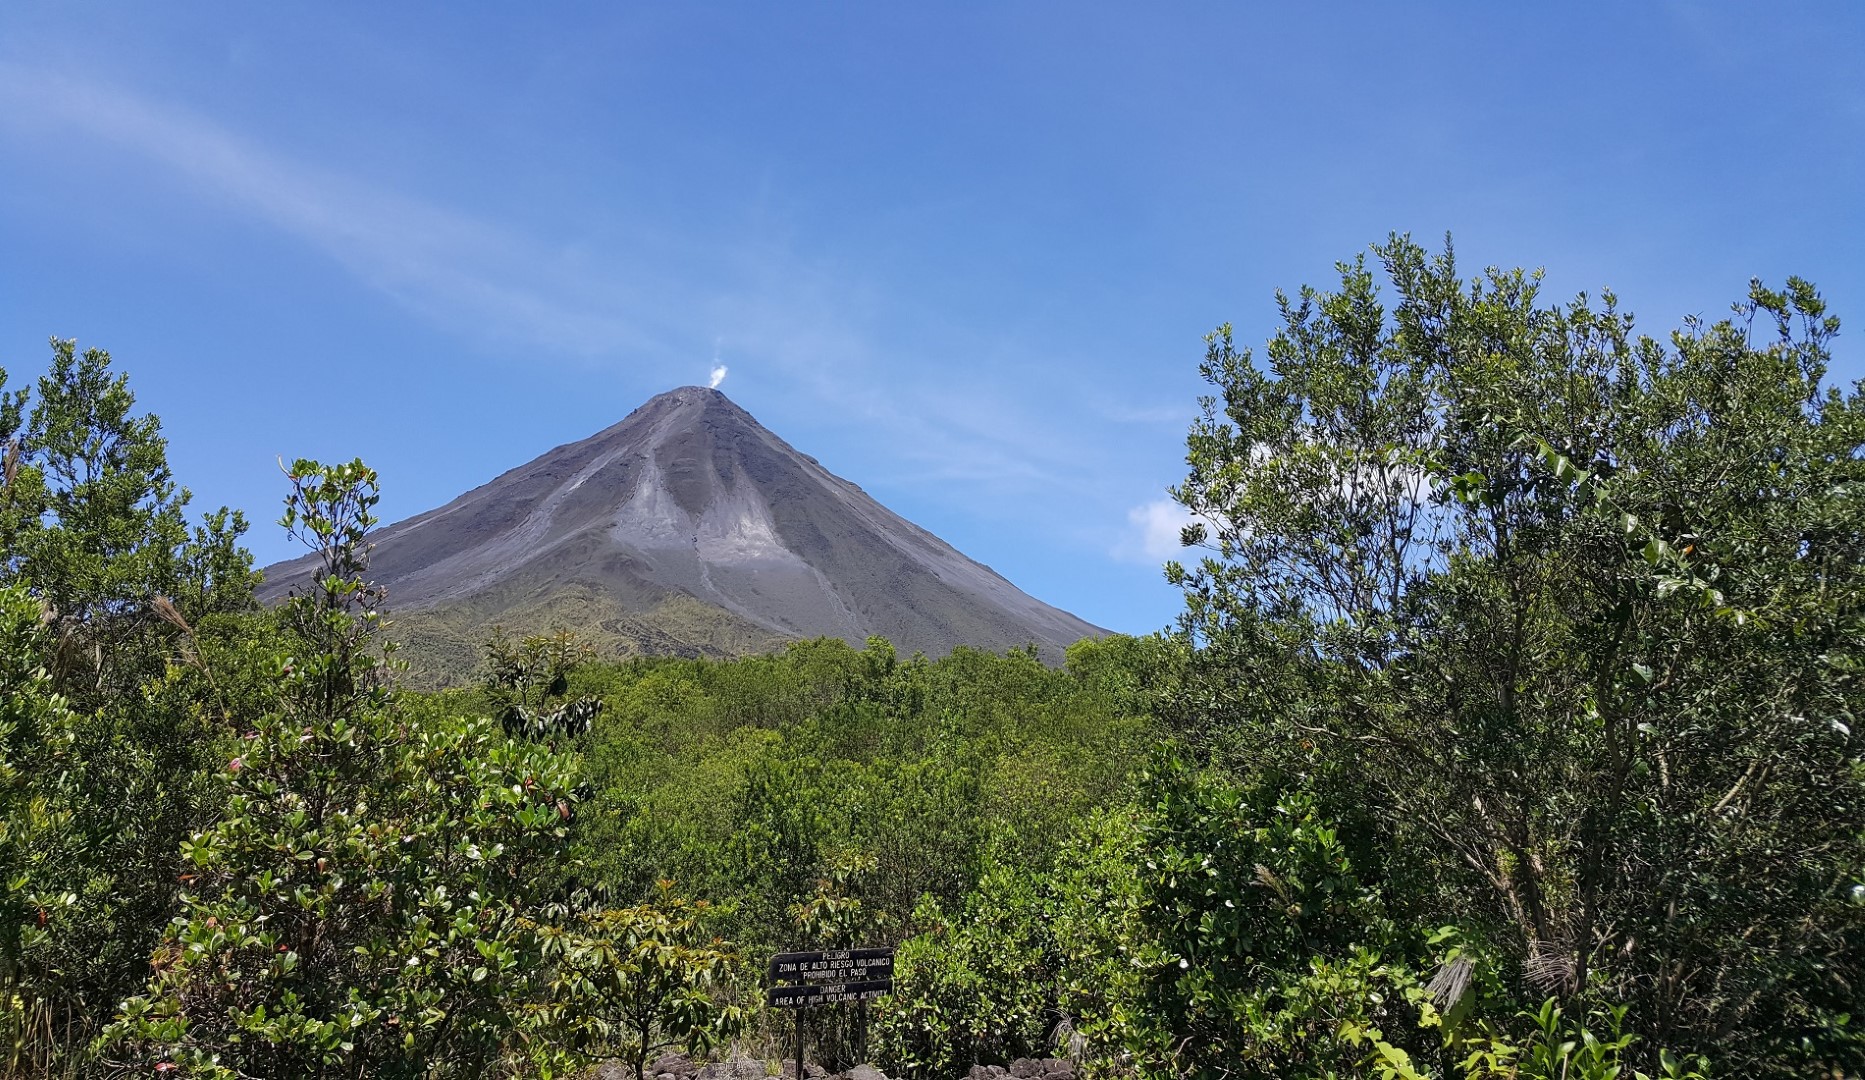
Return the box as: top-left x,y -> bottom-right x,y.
259,386 -> 1103,675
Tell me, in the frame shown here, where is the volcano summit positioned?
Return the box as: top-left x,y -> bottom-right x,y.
259,387 -> 1103,680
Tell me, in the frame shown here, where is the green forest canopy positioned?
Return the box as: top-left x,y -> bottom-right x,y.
0,236 -> 1859,1079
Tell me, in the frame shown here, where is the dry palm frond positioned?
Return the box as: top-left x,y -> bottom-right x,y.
1427,956 -> 1475,1012
1253,862 -> 1291,903
152,595 -> 235,725
49,621 -> 76,685
150,594 -> 194,636
1524,937 -> 1576,995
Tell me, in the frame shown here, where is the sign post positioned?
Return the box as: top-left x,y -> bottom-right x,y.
767,947 -> 894,1075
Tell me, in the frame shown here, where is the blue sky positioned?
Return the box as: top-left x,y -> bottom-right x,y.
1,3 -> 1860,636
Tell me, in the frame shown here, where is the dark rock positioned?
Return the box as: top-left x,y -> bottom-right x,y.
697,1060 -> 770,1080
650,1053 -> 698,1079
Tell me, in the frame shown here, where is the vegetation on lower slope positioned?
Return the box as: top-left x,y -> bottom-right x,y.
389,586 -> 788,690
1,236 -> 1861,1078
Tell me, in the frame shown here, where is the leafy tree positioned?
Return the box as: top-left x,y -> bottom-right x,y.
1106,753 -> 1436,1079
0,582 -> 85,1076
1063,633 -> 1187,724
0,367 -> 30,563
479,627 -> 603,740
531,885 -> 745,1080
881,751 -> 1708,1080
784,854 -> 893,1072
1167,235 -> 1865,1075
108,460 -> 592,1078
0,340 -> 261,1072
873,857 -> 1059,1078
1441,999 -> 1707,1080
912,755 -> 1446,1080
12,338 -> 254,703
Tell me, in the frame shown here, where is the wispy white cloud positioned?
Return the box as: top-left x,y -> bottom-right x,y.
1083,393 -> 1194,428
0,63 -> 665,358
699,252 -> 1092,494
0,64 -> 1128,534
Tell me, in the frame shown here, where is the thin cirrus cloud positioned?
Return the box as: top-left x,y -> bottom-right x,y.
0,63 -> 667,359
0,64 -> 1151,555
697,267 -> 1084,492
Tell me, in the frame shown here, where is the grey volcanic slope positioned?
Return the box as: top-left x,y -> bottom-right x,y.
259,387 -> 1104,664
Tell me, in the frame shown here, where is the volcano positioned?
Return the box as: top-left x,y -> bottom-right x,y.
258,386 -> 1103,681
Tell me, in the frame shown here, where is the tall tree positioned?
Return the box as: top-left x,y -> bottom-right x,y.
112,460 -> 611,1078
1168,236 -> 1865,1075
0,582 -> 87,1076
0,365 -> 31,564
0,339 -> 262,1072
13,338 -> 255,703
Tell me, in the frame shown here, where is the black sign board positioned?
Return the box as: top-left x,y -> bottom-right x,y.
769,946 -> 895,1077
768,948 -> 894,984
767,979 -> 893,1009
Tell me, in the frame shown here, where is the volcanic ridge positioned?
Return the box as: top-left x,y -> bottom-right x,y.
258,386 -> 1104,682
